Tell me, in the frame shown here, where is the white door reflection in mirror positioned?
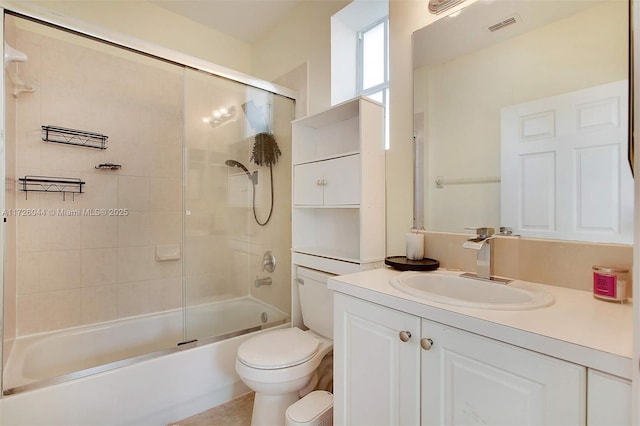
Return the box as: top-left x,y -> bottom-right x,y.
501,80 -> 632,244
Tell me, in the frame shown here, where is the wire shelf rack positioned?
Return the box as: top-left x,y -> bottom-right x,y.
18,176 -> 85,201
41,125 -> 108,150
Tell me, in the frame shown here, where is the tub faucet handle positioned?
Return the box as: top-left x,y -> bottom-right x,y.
262,251 -> 276,273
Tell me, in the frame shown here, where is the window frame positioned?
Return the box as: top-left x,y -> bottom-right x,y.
356,16 -> 389,97
356,16 -> 389,149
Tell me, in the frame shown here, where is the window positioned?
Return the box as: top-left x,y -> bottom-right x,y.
357,17 -> 389,148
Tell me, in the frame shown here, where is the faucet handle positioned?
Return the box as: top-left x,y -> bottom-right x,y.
465,227 -> 495,238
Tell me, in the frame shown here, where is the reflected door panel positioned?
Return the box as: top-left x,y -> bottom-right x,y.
501,80 -> 632,244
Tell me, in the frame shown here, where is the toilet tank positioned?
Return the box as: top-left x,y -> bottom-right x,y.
296,266 -> 334,339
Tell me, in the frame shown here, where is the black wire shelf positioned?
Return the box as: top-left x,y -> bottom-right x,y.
41,125 -> 108,150
18,176 -> 85,201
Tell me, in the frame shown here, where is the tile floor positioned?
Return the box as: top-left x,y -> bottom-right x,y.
170,392 -> 254,426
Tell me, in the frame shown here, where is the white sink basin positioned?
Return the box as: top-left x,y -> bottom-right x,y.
390,271 -> 554,310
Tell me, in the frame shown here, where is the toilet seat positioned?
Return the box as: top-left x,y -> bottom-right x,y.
237,328 -> 319,370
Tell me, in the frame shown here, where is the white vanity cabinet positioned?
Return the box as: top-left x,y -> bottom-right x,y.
421,318 -> 585,425
587,369 -> 632,425
291,97 -> 385,270
334,292 -> 587,425
333,292 -> 421,425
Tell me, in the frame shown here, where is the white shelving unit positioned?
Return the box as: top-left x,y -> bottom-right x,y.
291,97 -> 385,276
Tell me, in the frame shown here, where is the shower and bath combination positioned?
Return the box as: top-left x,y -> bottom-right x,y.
1,13 -> 294,419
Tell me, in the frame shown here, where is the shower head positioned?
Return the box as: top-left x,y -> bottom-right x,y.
225,159 -> 257,184
225,159 -> 250,175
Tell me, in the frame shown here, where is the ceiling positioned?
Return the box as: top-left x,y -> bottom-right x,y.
413,0 -> 599,69
150,0 -> 306,43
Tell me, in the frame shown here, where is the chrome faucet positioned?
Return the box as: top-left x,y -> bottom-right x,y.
462,227 -> 496,281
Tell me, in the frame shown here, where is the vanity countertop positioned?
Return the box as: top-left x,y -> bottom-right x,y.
328,267 -> 633,379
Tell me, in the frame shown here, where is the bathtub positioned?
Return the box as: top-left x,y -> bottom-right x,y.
0,296 -> 289,425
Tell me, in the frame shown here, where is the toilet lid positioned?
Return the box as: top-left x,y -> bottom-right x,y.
238,328 -> 319,369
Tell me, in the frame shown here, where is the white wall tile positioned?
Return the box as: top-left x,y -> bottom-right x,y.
17,251 -> 40,295
37,289 -> 83,332
151,177 -> 182,212
81,248 -> 117,286
39,215 -> 82,251
117,281 -> 151,317
149,212 -> 181,245
16,216 -> 40,252
39,250 -> 81,292
81,215 -> 118,249
81,285 -> 118,324
80,172 -> 118,210
148,277 -> 182,312
118,176 -> 150,212
117,246 -> 153,283
117,211 -> 150,247
16,293 -> 41,335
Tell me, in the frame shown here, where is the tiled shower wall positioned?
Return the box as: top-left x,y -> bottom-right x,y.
12,20 -> 184,335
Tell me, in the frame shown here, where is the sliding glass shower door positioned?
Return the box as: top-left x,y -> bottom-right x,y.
183,69 -> 293,343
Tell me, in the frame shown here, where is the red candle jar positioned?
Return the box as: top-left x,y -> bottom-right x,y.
592,265 -> 629,303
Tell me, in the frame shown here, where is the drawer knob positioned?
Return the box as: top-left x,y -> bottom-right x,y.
420,338 -> 434,350
399,330 -> 412,342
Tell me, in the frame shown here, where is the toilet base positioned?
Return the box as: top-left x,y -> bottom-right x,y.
251,391 -> 300,426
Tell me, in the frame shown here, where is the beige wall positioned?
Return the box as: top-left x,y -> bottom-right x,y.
10,0 -> 252,74
387,0 -> 432,255
251,0 -> 348,115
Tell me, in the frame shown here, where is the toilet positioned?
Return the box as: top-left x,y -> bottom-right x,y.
236,267 -> 334,426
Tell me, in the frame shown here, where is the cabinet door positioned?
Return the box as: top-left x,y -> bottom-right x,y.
293,162 -> 324,205
587,369 -> 631,425
323,154 -> 361,205
334,293 -> 421,426
421,319 -> 586,425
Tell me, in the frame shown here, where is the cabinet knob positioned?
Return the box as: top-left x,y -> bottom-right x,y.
399,330 -> 412,342
317,179 -> 323,186
420,338 -> 434,350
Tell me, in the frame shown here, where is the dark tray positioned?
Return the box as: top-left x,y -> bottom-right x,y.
384,256 -> 440,271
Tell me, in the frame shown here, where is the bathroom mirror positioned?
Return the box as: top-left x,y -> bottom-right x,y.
413,0 -> 632,244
